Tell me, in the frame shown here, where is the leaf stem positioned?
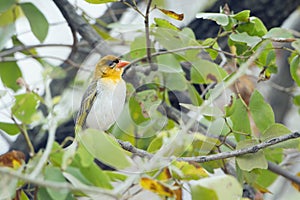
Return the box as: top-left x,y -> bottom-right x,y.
11,116 -> 35,157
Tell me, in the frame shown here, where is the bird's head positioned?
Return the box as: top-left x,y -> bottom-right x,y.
93,55 -> 130,82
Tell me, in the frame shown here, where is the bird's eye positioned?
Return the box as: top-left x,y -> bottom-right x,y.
106,59 -> 119,68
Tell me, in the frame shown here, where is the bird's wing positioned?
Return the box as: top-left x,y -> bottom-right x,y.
75,80 -> 98,131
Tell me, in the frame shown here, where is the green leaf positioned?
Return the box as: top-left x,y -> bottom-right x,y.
230,32 -> 262,48
105,171 -> 127,182
79,162 -> 113,189
84,0 -> 117,4
0,0 -> 16,13
18,190 -> 30,200
0,61 -> 22,91
292,39 -> 300,53
293,95 -> 300,106
0,23 -> 15,50
190,59 -> 227,84
187,84 -> 203,106
130,35 -> 147,59
129,95 -> 148,125
290,55 -> 300,86
263,28 -> 293,39
65,167 -> 92,186
154,18 -> 179,30
147,137 -> 163,153
256,168 -> 278,188
70,148 -> 112,189
191,185 -> 218,200
264,148 -> 283,164
157,54 -> 182,73
229,98 -> 251,140
12,93 -> 40,124
207,118 -> 230,136
37,188 -> 53,200
163,72 -> 187,91
20,3 -> 49,42
191,175 -> 243,199
249,90 -> 275,133
236,17 -> 267,37
232,10 -> 250,22
0,122 -> 19,135
257,41 -> 276,68
77,144 -> 94,167
79,128 -> 131,169
236,139 -> 268,171
196,13 -> 229,26
44,166 -> 69,200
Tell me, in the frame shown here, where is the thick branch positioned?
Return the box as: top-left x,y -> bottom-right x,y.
268,161 -> 300,186
179,132 -> 300,162
53,0 -> 113,55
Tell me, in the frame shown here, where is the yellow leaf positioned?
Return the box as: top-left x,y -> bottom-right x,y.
253,183 -> 272,194
157,167 -> 172,181
0,150 -> 25,169
173,161 -> 209,180
157,8 -> 184,21
291,172 -> 300,191
140,177 -> 174,197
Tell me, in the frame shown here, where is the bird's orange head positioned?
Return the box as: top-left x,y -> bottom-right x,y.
93,55 -> 130,82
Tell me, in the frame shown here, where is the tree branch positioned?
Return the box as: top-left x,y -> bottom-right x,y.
118,132 -> 300,186
53,0 -> 113,55
268,161 -> 300,186
144,0 -> 157,71
0,167 -> 116,198
179,132 -> 300,162
0,44 -> 74,57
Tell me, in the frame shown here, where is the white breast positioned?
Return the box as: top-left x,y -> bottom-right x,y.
86,79 -> 126,131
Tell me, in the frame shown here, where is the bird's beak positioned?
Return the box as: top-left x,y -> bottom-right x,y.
116,60 -> 130,68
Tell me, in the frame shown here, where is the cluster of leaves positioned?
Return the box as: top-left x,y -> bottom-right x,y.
1,0 -> 300,199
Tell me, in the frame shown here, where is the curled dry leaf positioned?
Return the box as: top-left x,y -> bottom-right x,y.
0,150 -> 25,169
157,8 -> 184,21
140,177 -> 175,197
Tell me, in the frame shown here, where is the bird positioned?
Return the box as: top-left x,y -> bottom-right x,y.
75,55 -> 130,132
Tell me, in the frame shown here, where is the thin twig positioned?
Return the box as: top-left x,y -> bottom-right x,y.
144,0 -> 156,71
0,44 -> 73,57
0,167 -> 117,198
178,132 -> 300,162
11,117 -> 35,157
0,55 -> 81,68
126,45 -> 246,69
29,80 -> 57,179
122,1 -> 145,17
